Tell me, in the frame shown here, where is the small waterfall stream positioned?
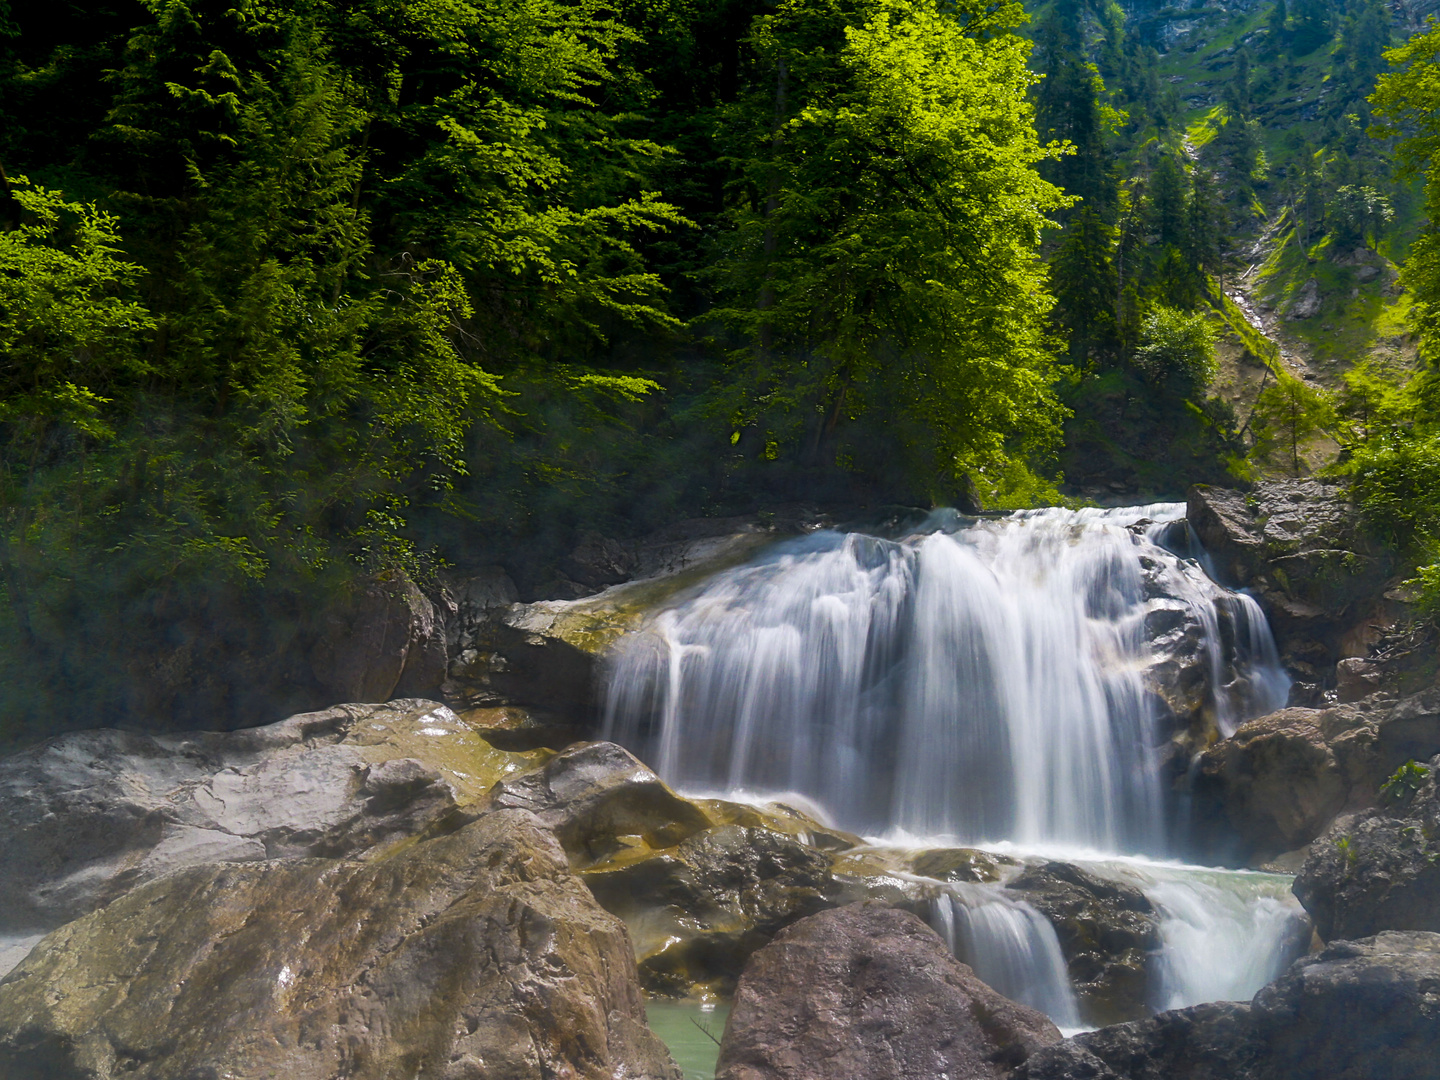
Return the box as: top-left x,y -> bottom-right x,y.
604,504 -> 1302,1028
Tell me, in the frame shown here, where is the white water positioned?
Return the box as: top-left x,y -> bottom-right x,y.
602,504 -> 1299,1025
929,884 -> 1080,1026
604,504 -> 1286,848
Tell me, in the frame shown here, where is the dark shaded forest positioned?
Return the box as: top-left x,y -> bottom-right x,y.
3,0 -> 1440,741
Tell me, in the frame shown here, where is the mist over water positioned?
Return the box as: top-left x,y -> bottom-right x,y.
603,504 -> 1303,1025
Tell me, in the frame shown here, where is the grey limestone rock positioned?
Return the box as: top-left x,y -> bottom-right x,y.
0,699 -> 545,971
0,809 -> 681,1080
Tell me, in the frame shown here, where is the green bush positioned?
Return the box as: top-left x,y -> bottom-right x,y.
1132,306 -> 1217,396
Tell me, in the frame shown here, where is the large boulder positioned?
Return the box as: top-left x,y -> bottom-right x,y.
489,741 -> 713,867
0,700 -> 546,973
1195,690 -> 1440,865
310,573 -> 448,703
1195,707 -> 1352,863
493,741 -> 867,996
1186,480 -> 1393,696
715,901 -> 1062,1080
0,809 -> 681,1080
1014,931 -> 1440,1080
1005,862 -> 1161,1026
1294,755 -> 1440,941
584,823 -> 844,997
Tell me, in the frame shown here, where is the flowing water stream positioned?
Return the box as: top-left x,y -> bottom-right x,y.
607,504 -> 1306,1048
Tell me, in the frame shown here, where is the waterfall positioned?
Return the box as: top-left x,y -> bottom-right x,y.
602,503 -> 1298,1028
604,504 -> 1287,849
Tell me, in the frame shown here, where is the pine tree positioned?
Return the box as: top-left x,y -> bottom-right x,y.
1265,0 -> 1288,55
1185,168 -> 1227,286
1050,208 -> 1119,369
1033,4 -> 1118,223
1150,155 -> 1187,250
1289,0 -> 1333,55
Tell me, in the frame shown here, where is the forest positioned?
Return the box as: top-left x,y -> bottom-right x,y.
3,0 -> 1440,741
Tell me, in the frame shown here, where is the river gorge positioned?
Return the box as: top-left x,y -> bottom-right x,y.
1,482 -> 1437,1079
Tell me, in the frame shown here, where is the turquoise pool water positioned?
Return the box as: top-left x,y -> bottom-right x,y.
644,999 -> 729,1080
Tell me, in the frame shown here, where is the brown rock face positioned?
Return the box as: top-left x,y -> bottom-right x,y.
1197,708 -> 1350,861
714,901 -> 1061,1080
1295,755 -> 1440,942
311,572 -> 447,703
1195,690 -> 1440,864
0,810 -> 681,1080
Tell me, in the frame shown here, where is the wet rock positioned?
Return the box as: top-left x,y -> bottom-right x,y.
489,741 -> 712,868
487,742 -> 874,998
584,824 -> 842,997
911,847 -> 1009,883
0,700 -> 545,970
1013,931 -> 1440,1080
457,704 -> 587,752
0,810 -> 681,1080
715,901 -> 1061,1080
1014,1001 -> 1257,1080
696,797 -> 864,854
1006,862 -> 1161,1026
1294,755 -> 1440,941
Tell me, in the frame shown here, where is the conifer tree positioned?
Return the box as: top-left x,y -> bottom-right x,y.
1185,168 -> 1227,287
1265,0 -> 1288,56
1050,208 -> 1119,368
1033,2 -> 1118,222
1150,155 -> 1187,250
1289,0 -> 1333,55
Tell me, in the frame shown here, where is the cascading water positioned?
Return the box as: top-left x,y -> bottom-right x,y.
603,504 -> 1300,1027
928,883 -> 1080,1027
605,504 -> 1286,846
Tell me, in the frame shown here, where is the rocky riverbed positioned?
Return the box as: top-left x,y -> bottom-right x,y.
2,481 -> 1438,1077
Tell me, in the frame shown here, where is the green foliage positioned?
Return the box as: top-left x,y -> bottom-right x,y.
1133,306 -> 1217,396
1381,759 -> 1430,805
1326,184 -> 1394,247
710,0 -> 1072,502
1373,24 -> 1440,363
1347,431 -> 1440,550
1249,371 -> 1335,476
0,179 -> 153,440
1406,555 -> 1440,618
